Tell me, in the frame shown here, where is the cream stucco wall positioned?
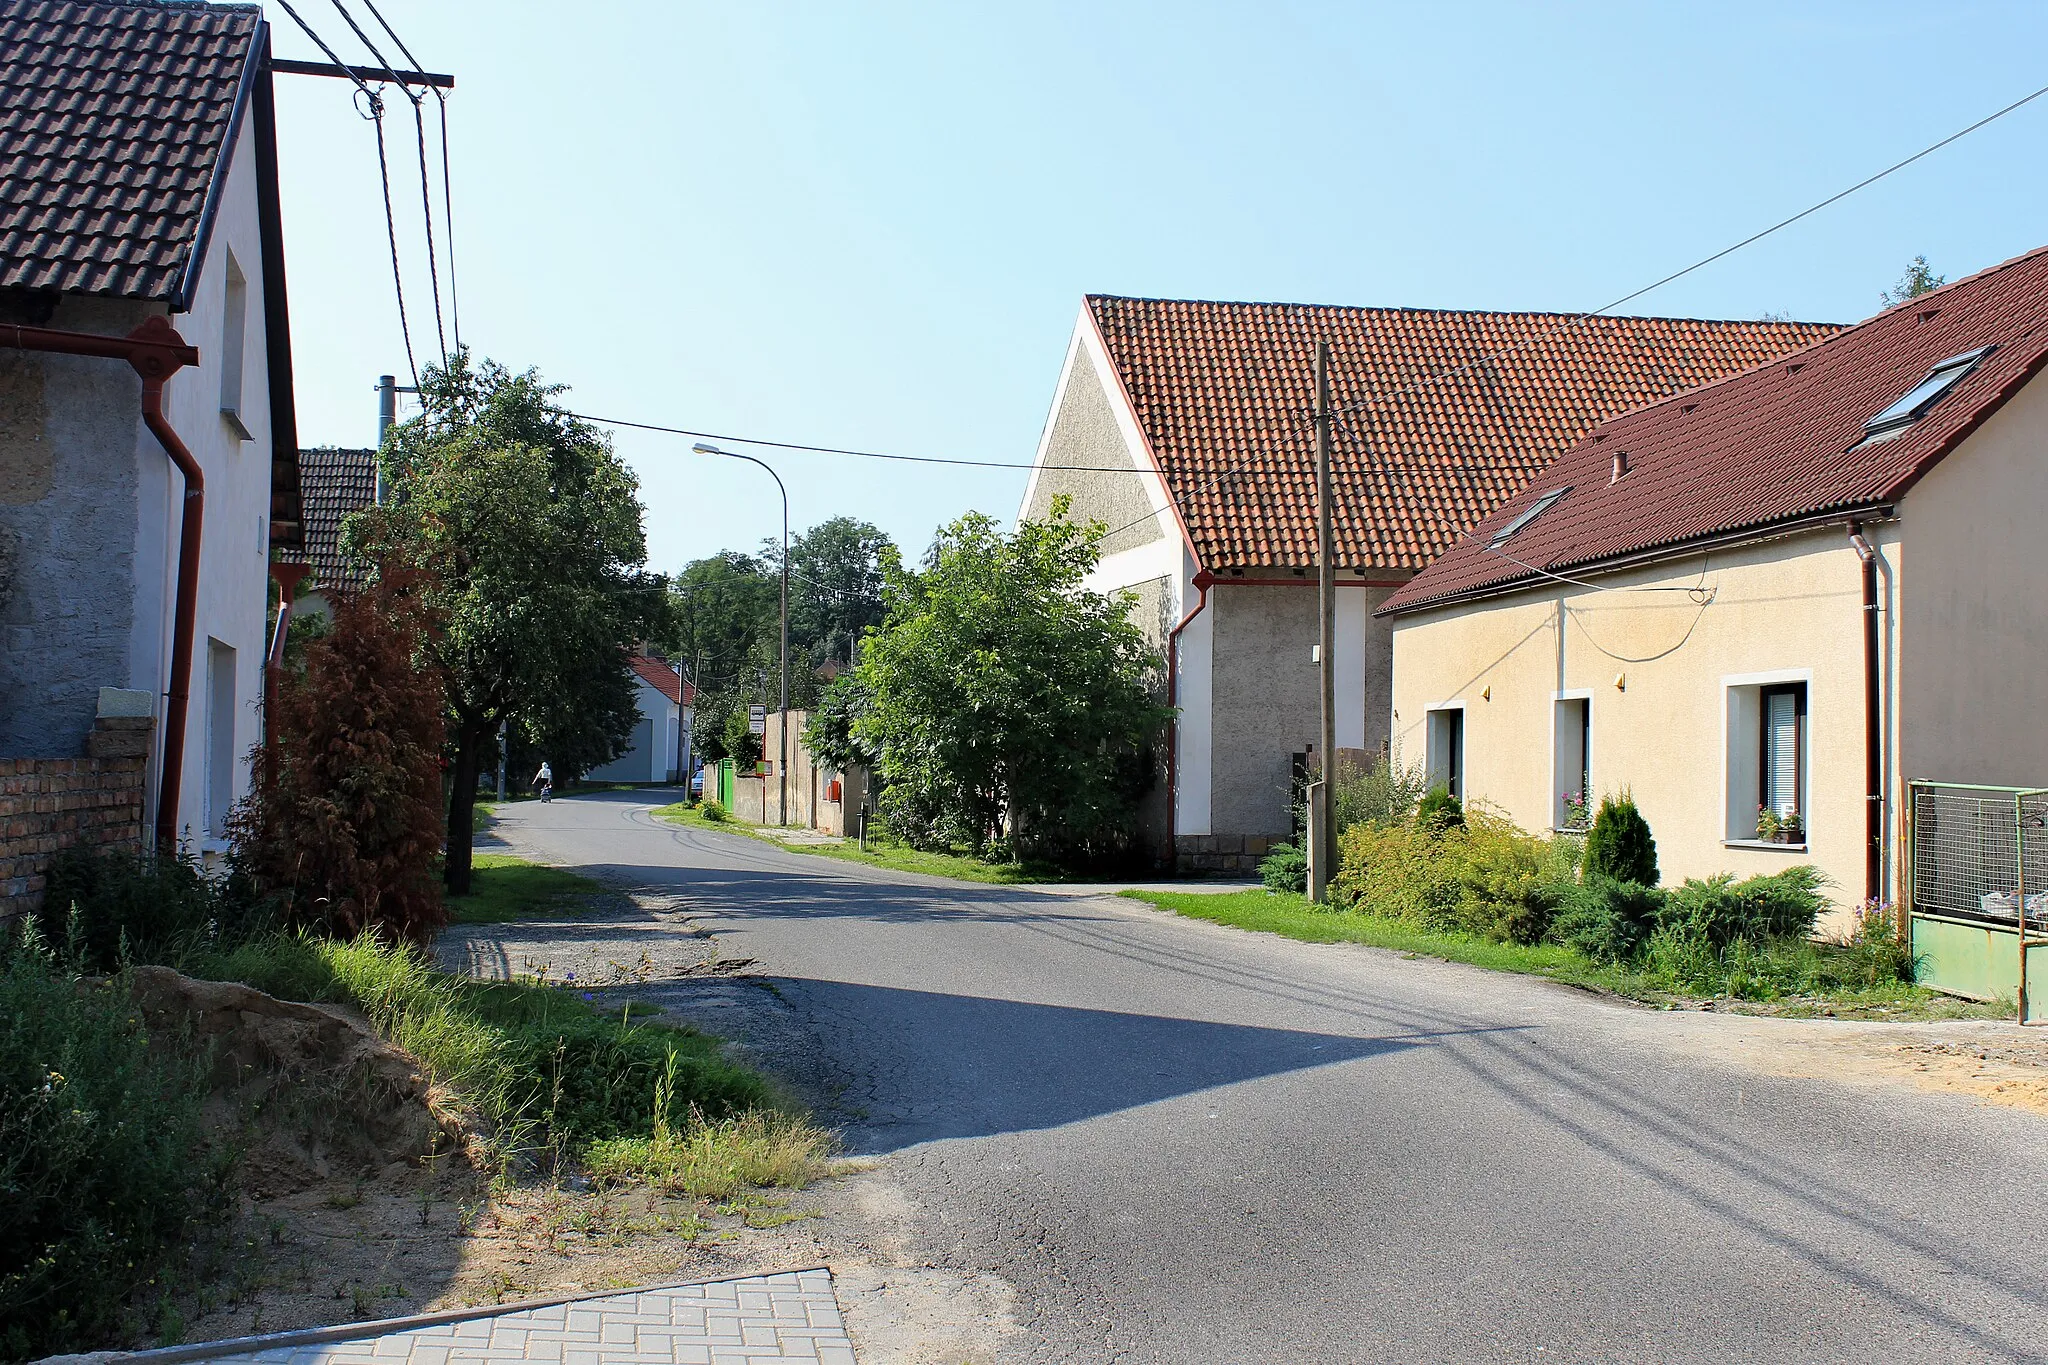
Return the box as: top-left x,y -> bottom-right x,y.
1389,523 -> 1903,927
1897,370 -> 2048,788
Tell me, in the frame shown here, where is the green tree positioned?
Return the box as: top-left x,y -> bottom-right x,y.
1881,255 -> 1945,306
349,352 -> 663,893
844,502 -> 1169,864
1584,791 -> 1659,886
767,516 -> 892,675
662,551 -> 777,762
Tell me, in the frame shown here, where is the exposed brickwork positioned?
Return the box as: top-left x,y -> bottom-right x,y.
0,715 -> 150,919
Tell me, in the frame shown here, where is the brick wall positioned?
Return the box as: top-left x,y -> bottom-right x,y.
0,715 -> 152,920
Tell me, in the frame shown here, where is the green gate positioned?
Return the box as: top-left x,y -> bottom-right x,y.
1905,781 -> 2048,1023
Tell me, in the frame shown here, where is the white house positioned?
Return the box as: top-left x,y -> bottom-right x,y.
585,655 -> 693,785
0,0 -> 300,891
1020,295 -> 1833,871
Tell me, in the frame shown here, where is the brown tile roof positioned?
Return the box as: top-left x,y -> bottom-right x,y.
1085,296 -> 1838,572
297,446 -> 376,594
1383,244 -> 2048,615
629,655 -> 692,707
1,0 -> 261,302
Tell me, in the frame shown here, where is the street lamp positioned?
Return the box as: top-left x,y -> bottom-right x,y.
693,442 -> 790,826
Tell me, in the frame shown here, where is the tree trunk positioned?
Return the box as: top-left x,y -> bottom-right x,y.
445,723 -> 482,895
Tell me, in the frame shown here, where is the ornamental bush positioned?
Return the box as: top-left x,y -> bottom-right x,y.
1260,842 -> 1308,894
1414,786 -> 1466,834
1657,866 -> 1829,951
1583,792 -> 1659,886
1333,809 -> 1566,944
1551,877 -> 1665,963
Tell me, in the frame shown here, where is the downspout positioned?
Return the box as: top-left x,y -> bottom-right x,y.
1847,522 -> 1883,904
0,317 -> 202,851
1164,570 -> 1214,865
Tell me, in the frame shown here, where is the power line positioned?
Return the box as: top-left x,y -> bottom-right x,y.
1328,74 -> 2048,420
570,410 -> 1147,473
329,1 -> 448,365
358,0 -> 460,350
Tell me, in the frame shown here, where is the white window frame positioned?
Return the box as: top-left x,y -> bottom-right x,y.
1721,668 -> 1812,850
220,250 -> 252,440
1551,689 -> 1592,833
1424,701 -> 1467,801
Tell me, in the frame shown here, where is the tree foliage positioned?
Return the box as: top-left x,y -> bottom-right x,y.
840,504 -> 1168,865
230,567 -> 448,942
1584,791 -> 1659,887
348,352 -> 663,892
1880,255 -> 1945,307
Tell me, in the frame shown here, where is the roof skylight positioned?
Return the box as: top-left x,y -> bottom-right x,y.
1489,487 -> 1571,550
1863,345 -> 1996,440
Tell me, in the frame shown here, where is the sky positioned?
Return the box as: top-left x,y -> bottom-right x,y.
270,1 -> 2048,578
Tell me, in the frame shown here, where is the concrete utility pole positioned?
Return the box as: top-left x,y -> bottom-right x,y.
1309,340 -> 1337,904
374,374 -> 417,504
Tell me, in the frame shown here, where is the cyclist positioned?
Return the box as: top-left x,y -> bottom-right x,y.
533,760 -> 554,802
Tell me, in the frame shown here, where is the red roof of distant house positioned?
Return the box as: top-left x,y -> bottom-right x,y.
629,655 -> 692,706
1084,296 -> 1837,572
1382,244 -> 2048,615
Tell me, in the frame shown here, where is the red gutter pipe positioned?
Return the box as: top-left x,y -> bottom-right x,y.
1847,521 -> 1883,904
264,561 -> 312,793
0,317 -> 202,851
1164,569 -> 1214,864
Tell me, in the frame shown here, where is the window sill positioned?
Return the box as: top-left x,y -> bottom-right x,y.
220,408 -> 253,442
1723,838 -> 1808,853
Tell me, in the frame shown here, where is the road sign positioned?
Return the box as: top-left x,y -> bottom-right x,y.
748,704 -> 767,736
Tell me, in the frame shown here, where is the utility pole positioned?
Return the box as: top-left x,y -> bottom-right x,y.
1309,340 -> 1337,904
374,374 -> 418,504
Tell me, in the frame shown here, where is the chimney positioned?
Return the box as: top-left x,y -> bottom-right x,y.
1610,450 -> 1630,484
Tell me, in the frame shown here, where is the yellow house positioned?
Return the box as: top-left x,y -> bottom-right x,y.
1382,245 -> 2048,937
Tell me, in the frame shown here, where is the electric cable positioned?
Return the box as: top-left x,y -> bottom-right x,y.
329,2 -> 447,364
1325,75 -> 2048,422
359,0 -> 460,349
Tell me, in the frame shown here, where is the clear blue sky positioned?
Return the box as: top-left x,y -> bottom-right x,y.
270,1 -> 2048,575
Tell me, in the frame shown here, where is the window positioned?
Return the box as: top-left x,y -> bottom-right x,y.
1759,684 -> 1805,830
220,251 -> 251,440
1553,695 -> 1590,830
1426,706 -> 1465,800
1489,487 -> 1571,549
1862,346 -> 1994,441
205,639 -> 237,839
1723,675 -> 1808,844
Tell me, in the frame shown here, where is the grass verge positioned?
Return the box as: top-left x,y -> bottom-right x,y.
651,801 -> 1073,885
1122,888 -> 2008,1020
447,853 -> 605,924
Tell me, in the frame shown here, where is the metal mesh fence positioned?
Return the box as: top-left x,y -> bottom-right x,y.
1909,783 -> 2048,930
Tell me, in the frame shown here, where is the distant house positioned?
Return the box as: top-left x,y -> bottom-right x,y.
1022,296 -> 1833,871
0,0 -> 301,902
586,656 -> 694,785
294,445 -> 377,618
1381,244 -> 2048,931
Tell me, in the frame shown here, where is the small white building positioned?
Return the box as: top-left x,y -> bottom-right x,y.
585,656 -> 693,785
0,2 -> 301,876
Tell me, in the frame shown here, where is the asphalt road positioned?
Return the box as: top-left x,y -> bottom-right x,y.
492,791 -> 2048,1364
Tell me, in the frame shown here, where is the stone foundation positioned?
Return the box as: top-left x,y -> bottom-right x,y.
0,714 -> 152,919
1173,832 -> 1282,877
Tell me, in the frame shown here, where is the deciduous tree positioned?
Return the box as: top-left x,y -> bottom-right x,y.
349,353 -> 663,893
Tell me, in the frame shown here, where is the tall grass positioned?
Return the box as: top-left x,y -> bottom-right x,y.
191,933 -> 769,1166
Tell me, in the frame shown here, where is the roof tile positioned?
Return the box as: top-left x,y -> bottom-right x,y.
1383,244 -> 2048,614
1087,297 -> 1836,572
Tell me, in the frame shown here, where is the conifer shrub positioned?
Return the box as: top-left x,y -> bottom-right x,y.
1551,877 -> 1665,963
1583,791 -> 1659,886
1655,866 -> 1829,951
1260,842 -> 1308,894
232,569 -> 448,945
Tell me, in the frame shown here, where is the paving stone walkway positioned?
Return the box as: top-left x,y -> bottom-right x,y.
160,1270 -> 854,1365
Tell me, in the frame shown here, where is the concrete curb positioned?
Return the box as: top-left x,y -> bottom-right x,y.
47,1265 -> 834,1364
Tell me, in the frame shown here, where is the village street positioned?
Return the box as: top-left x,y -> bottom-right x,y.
479,791 -> 2048,1365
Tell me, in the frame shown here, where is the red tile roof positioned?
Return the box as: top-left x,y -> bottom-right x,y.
297,446 -> 376,594
629,655 -> 692,707
1086,296 -> 1837,572
1,0 -> 261,302
1383,244 -> 2048,615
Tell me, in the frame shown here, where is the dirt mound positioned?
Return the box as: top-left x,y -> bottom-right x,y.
126,966 -> 471,1196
